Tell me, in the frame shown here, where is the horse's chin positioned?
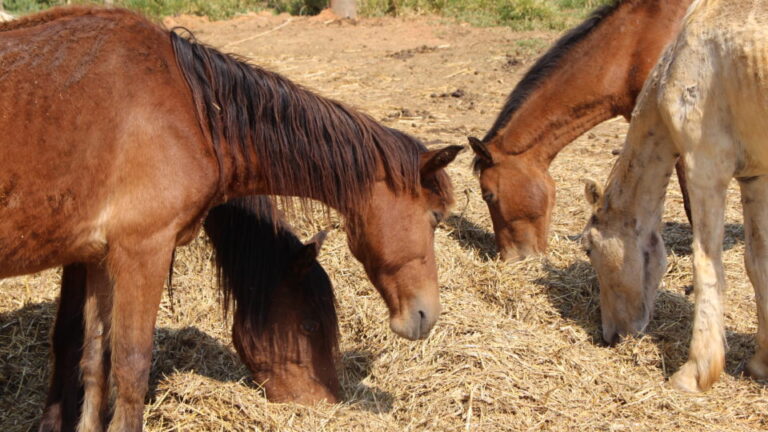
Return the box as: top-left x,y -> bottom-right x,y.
256,364 -> 340,405
499,245 -> 538,262
389,296 -> 441,340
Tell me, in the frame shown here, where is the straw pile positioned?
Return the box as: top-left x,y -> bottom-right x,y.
2,12 -> 768,431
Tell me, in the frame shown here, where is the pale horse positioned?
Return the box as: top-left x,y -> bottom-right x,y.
581,0 -> 768,392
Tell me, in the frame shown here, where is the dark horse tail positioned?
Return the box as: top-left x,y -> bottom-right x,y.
202,197 -> 338,361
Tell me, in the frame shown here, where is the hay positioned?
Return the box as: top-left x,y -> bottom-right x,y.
3,13 -> 768,432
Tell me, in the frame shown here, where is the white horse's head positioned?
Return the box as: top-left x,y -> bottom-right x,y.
581,179 -> 667,345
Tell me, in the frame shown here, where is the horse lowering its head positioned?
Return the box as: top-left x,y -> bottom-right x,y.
0,7 -> 458,429
172,33 -> 461,340
470,0 -> 692,261
581,180 -> 666,344
203,198 -> 339,403
38,198 -> 339,431
583,0 -> 768,392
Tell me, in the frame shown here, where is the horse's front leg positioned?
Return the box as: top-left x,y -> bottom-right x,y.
738,176 -> 768,379
106,235 -> 175,432
674,158 -> 693,226
39,264 -> 87,432
78,263 -> 114,432
669,152 -> 730,392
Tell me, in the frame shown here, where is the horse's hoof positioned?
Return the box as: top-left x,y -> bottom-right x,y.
38,403 -> 62,432
669,362 -> 703,393
747,354 -> 768,380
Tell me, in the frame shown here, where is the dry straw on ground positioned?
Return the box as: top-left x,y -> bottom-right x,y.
2,12 -> 768,432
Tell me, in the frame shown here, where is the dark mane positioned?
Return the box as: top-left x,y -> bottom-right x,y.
481,0 -> 626,144
170,31 -> 434,217
203,196 -> 338,360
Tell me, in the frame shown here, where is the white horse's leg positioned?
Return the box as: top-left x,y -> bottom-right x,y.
739,176 -> 768,378
669,149 -> 731,392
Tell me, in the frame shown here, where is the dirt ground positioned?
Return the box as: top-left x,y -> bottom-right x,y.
2,10 -> 768,432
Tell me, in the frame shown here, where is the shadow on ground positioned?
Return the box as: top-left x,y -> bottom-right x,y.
535,258 -> 761,384
662,222 -> 744,256
444,214 -> 497,261
0,301 -> 394,430
338,349 -> 394,413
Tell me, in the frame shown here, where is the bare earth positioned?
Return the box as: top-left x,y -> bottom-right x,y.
2,11 -> 767,432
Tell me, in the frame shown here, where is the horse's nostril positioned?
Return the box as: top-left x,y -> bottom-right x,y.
418,310 -> 426,320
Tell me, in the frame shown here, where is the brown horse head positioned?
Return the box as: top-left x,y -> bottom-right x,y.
581,180 -> 665,345
465,1 -> 694,262
204,199 -> 340,404
232,231 -> 340,403
469,137 -> 554,262
171,34 -> 461,342
346,144 -> 462,340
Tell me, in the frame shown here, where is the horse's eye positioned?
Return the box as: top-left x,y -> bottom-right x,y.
300,320 -> 319,334
482,191 -> 496,203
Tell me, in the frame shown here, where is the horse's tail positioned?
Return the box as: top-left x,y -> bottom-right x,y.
202,196 -> 339,363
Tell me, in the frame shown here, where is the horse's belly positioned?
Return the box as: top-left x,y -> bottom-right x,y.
0,217 -> 107,279
722,30 -> 768,176
0,176 -> 109,278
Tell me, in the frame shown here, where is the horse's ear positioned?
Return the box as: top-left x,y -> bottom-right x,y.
420,145 -> 464,178
293,231 -> 328,273
583,178 -> 603,206
468,136 -> 493,165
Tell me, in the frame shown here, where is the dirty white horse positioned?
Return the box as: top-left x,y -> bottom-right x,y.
582,0 -> 768,392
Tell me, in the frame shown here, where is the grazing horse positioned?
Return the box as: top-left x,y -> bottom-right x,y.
39,197 -> 339,432
469,0 -> 693,261
0,7 -> 459,431
204,197 -> 339,404
582,0 -> 768,392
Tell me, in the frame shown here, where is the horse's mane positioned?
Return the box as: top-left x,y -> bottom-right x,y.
481,0 -> 627,145
171,30 -> 443,217
203,196 -> 338,361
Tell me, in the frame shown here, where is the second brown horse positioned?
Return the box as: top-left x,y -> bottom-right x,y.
469,0 -> 693,261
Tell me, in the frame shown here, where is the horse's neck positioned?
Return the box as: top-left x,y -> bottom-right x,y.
603,96 -> 678,231
495,0 -> 691,164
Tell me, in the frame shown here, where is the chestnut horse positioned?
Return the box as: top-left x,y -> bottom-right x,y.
469,0 -> 693,261
582,0 -> 768,392
39,197 -> 339,432
204,197 -> 339,404
0,7 -> 459,431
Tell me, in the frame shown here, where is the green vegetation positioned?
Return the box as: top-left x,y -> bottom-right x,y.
4,0 -> 615,30
3,0 -> 267,20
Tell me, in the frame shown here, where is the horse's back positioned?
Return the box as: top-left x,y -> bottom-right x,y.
0,8 -> 217,277
651,0 -> 768,172
697,0 -> 768,172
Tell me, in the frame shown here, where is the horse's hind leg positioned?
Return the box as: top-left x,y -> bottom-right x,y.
78,263 -> 114,432
39,264 -> 87,432
106,237 -> 175,432
738,176 -> 768,379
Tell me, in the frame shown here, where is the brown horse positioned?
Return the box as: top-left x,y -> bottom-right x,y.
39,197 -> 339,431
0,7 -> 459,431
204,197 -> 339,404
469,0 -> 693,261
